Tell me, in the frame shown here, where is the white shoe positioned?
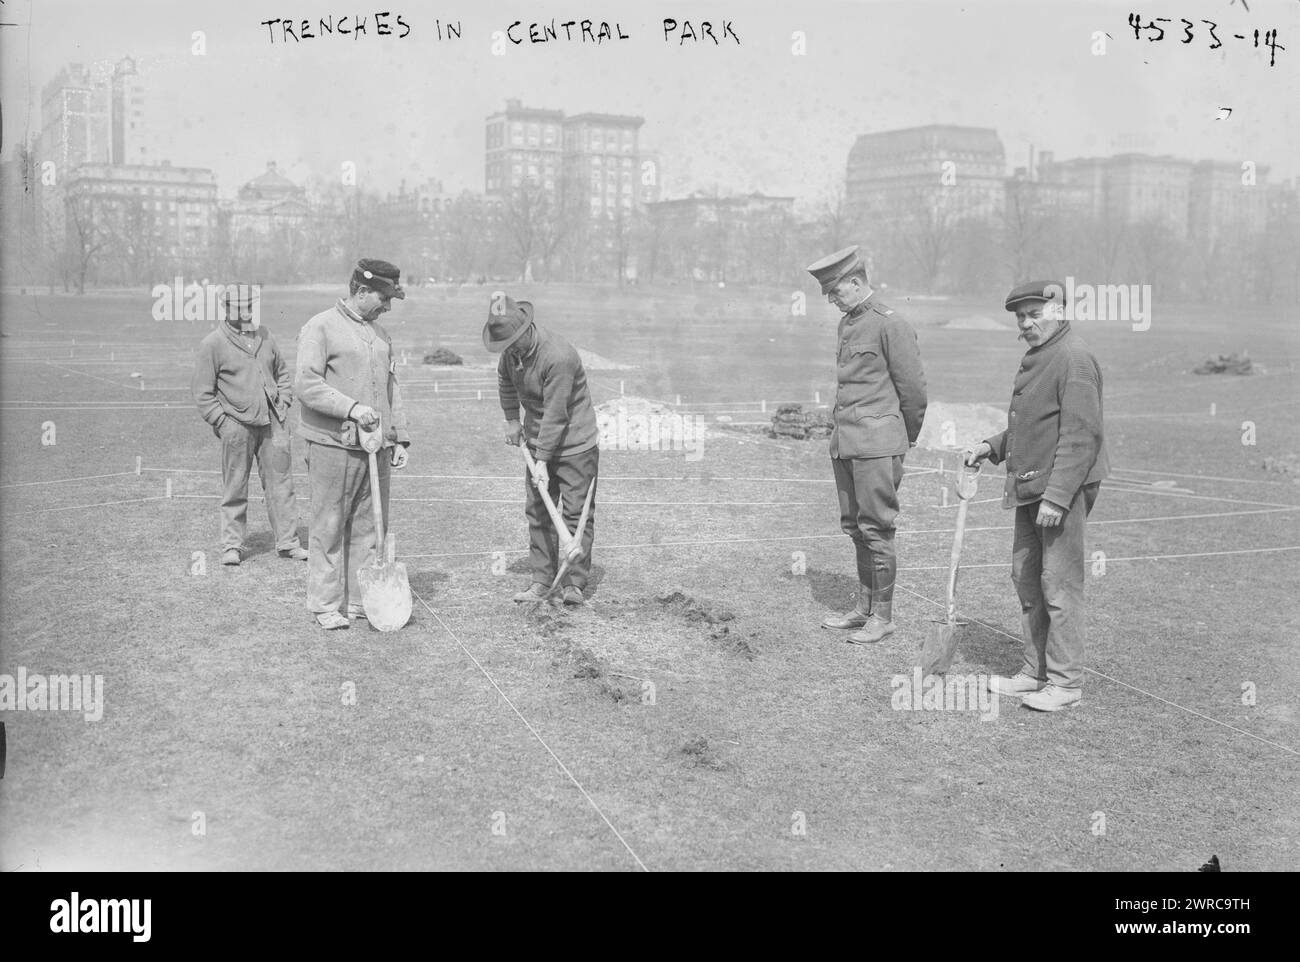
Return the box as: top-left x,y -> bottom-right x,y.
988,672 -> 1046,696
1022,684 -> 1081,712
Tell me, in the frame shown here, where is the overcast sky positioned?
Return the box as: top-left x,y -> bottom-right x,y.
2,0 -> 1297,211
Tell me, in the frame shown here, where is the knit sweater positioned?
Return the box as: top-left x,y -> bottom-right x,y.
983,321 -> 1109,509
497,325 -> 599,462
295,299 -> 410,449
192,324 -> 291,431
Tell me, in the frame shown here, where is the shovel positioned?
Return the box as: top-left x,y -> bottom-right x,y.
919,461 -> 980,676
521,444 -> 595,598
356,422 -> 412,631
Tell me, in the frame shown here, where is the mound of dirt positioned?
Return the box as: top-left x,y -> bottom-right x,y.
769,403 -> 833,441
595,395 -> 675,420
914,401 -> 1008,451
656,588 -> 735,625
1194,352 -> 1256,375
942,314 -> 1012,332
423,347 -> 463,366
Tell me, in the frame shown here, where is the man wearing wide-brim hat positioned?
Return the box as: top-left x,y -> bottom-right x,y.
192,282 -> 307,567
486,294 -> 599,605
965,281 -> 1109,711
806,245 -> 928,644
295,259 -> 412,630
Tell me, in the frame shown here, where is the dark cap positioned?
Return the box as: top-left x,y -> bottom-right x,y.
483,294 -> 535,353
353,259 -> 406,300
806,245 -> 865,294
1005,280 -> 1066,311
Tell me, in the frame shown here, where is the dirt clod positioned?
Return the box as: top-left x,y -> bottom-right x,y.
678,735 -> 731,771
1194,352 -> 1255,375
656,588 -> 735,626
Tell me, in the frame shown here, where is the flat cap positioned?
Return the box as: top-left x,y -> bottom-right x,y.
806,245 -> 864,294
1005,280 -> 1066,311
353,258 -> 406,300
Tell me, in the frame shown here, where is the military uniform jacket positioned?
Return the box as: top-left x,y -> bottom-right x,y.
983,322 -> 1109,509
830,297 -> 928,459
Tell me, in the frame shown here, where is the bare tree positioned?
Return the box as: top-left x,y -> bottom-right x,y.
64,194 -> 108,295
817,183 -> 854,252
900,194 -> 955,293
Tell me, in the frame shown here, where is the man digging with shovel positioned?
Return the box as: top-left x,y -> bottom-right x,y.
487,295 -> 599,606
296,259 -> 412,630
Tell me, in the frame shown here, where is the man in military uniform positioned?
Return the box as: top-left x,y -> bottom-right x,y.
964,281 -> 1108,711
807,246 -> 927,643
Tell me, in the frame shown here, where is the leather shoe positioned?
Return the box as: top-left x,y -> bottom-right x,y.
848,614 -> 895,644
822,609 -> 870,630
315,611 -> 350,630
278,547 -> 309,561
513,583 -> 550,603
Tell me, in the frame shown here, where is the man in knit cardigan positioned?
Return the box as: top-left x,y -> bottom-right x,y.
192,283 -> 308,567
296,259 -> 412,630
486,294 -> 599,606
965,281 -> 1109,712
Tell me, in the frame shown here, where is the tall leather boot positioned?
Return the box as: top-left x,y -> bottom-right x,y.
849,552 -> 896,644
822,583 -> 872,629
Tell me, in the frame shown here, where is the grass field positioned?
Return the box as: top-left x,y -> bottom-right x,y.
1,282 -> 1297,871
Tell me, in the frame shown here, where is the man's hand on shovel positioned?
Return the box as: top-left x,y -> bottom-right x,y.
531,459 -> 550,490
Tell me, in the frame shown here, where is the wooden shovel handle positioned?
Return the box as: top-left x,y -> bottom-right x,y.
367,448 -> 385,558
520,445 -> 575,550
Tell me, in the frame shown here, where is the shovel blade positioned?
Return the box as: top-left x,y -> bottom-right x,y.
357,561 -> 412,632
919,621 -> 960,677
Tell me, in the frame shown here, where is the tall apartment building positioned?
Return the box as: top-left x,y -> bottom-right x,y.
845,125 -> 1007,231
1189,160 -> 1271,245
63,161 -> 218,282
110,57 -> 156,166
484,99 -> 564,196
37,63 -> 113,174
35,63 -> 113,252
1104,153 -> 1196,237
484,100 -> 648,217
561,112 -> 644,219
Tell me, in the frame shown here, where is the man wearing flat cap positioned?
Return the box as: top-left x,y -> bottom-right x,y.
295,259 -> 412,630
964,281 -> 1109,711
807,246 -> 927,644
486,293 -> 599,606
192,282 -> 307,567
